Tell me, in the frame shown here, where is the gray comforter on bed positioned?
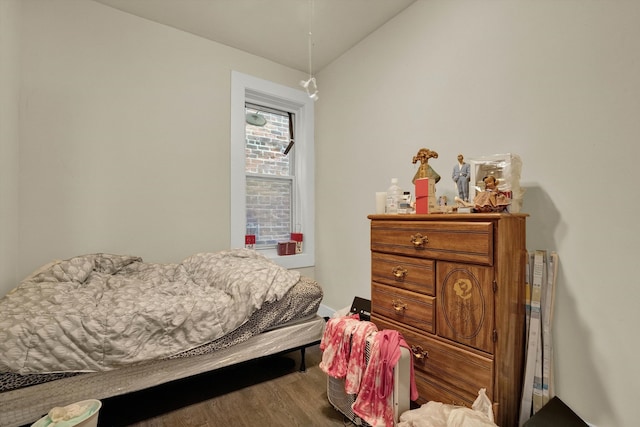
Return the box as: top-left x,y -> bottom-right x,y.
0,249 -> 302,374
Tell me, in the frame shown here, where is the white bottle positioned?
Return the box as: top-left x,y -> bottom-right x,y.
385,178 -> 402,214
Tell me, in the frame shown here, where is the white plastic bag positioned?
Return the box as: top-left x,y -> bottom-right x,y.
471,388 -> 494,422
397,389 -> 497,427
398,401 -> 453,427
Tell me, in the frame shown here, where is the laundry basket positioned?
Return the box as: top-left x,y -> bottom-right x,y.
31,399 -> 102,427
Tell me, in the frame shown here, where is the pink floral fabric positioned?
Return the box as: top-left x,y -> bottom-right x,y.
320,315 -> 377,385
352,330 -> 419,427
345,320 -> 379,394
321,318 -> 420,426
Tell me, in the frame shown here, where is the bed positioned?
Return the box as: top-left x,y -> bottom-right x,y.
0,249 -> 325,427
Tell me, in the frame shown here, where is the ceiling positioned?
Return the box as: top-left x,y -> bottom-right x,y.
92,0 -> 416,73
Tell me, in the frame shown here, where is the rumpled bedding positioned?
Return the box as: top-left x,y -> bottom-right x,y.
0,249 -> 302,374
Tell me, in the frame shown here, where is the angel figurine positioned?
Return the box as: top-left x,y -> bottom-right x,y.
412,148 -> 441,184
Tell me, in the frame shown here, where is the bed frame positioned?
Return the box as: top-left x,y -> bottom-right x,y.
0,315 -> 325,427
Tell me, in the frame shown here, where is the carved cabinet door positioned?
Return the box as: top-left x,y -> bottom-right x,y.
436,261 -> 494,354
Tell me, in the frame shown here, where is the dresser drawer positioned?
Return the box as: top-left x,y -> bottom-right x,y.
372,316 -> 494,401
413,370 -> 478,408
371,282 -> 435,334
372,252 -> 435,296
371,220 -> 494,265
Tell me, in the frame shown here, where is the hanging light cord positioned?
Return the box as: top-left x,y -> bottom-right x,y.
300,0 -> 318,101
307,0 -> 314,78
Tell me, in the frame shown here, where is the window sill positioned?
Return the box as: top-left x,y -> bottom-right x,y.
260,249 -> 315,269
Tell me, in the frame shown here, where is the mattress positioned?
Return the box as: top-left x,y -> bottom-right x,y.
0,314 -> 325,427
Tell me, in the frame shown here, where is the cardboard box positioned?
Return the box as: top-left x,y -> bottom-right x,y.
415,178 -> 436,214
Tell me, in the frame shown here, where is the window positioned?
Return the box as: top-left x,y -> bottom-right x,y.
231,72 -> 314,269
244,104 -> 294,246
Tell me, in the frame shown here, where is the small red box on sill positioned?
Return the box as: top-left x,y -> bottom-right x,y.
244,235 -> 256,249
277,241 -> 297,256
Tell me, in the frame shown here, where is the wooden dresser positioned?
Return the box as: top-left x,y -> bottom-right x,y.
368,213 -> 527,427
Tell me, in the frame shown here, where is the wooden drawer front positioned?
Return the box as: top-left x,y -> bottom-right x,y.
371,282 -> 435,334
371,220 -> 494,265
413,370 -> 477,408
373,316 -> 494,402
372,252 -> 435,296
437,261 -> 495,354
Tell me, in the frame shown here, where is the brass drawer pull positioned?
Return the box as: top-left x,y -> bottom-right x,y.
411,345 -> 429,361
392,299 -> 407,313
392,266 -> 408,280
410,233 -> 428,248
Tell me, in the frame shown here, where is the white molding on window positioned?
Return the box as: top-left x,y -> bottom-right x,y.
230,71 -> 315,269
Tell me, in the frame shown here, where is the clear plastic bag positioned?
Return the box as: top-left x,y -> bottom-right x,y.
469,153 -> 524,213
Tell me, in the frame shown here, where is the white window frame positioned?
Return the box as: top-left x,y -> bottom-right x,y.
230,71 -> 315,269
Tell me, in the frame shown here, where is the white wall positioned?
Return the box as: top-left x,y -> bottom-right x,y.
4,0 -> 639,426
0,0 -> 21,295
315,1 -> 639,426
9,0 -> 311,288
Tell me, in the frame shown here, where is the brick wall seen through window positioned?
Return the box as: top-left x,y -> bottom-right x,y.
245,107 -> 294,246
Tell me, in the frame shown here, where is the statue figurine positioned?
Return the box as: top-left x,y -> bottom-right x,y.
452,154 -> 471,202
412,148 -> 441,184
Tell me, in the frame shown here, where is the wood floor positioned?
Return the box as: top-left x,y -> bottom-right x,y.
95,344 -> 355,426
